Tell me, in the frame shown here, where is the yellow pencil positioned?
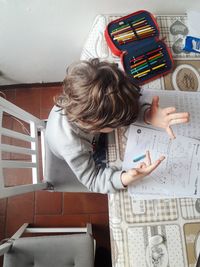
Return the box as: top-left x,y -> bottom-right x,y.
114,29 -> 133,36
113,32 -> 135,40
133,69 -> 150,78
135,25 -> 154,31
136,27 -> 154,34
152,63 -> 166,70
131,19 -> 146,27
111,26 -> 131,35
133,63 -> 166,78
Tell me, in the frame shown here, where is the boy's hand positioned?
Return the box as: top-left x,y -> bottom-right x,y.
145,96 -> 190,139
121,151 -> 165,187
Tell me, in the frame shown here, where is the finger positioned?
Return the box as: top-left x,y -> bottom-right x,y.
138,162 -> 147,168
163,107 -> 176,115
145,150 -> 151,165
167,112 -> 189,121
145,156 -> 165,173
169,117 -> 189,126
166,126 -> 176,139
151,96 -> 159,112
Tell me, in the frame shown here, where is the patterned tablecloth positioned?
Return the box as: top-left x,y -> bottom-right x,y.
81,14 -> 200,267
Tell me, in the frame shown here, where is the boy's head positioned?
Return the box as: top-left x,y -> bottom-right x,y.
55,58 -> 140,132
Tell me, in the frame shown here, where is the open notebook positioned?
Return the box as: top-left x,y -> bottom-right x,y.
123,89 -> 200,199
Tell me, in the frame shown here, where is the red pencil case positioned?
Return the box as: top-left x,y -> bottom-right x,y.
105,10 -> 174,85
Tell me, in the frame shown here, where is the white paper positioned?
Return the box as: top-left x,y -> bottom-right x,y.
137,89 -> 200,139
123,125 -> 200,199
187,10 -> 200,39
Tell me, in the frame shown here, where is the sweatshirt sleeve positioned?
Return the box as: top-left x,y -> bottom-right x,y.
60,145 -> 126,194
45,106 -> 126,194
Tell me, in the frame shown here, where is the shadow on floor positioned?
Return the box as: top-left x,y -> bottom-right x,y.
95,247 -> 112,267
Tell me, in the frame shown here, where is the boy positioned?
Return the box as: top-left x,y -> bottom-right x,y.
46,59 -> 189,193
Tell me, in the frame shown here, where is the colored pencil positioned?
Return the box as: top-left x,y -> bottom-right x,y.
113,32 -> 136,40
130,53 -> 163,68
111,23 -> 130,33
130,59 -> 166,74
130,47 -> 163,62
131,17 -> 146,25
152,63 -> 166,70
136,27 -> 154,34
112,28 -> 133,37
118,33 -> 155,44
118,32 -> 156,44
131,56 -> 165,70
111,26 -> 132,35
133,154 -> 146,162
134,24 -> 154,31
132,21 -> 148,28
132,22 -> 148,29
113,27 -> 155,40
133,63 -> 166,78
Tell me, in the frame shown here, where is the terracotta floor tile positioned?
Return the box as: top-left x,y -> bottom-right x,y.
63,192 -> 108,214
14,88 -> 41,117
40,86 -> 62,108
0,199 -> 7,216
35,191 -> 63,215
3,168 -> 33,187
40,109 -> 51,120
6,192 -> 35,237
1,89 -> 16,102
2,111 -> 14,132
1,113 -> 14,160
0,216 -> 6,240
40,86 -> 62,119
35,214 -> 90,227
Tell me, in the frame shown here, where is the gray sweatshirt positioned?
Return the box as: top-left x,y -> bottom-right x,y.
45,106 -> 125,193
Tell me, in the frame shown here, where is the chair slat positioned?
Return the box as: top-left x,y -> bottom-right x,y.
0,144 -> 36,155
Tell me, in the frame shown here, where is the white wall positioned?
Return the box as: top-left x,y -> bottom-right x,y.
0,0 -> 200,85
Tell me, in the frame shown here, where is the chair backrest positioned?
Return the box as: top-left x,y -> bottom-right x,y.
1,223 -> 95,267
0,97 -> 48,199
0,97 -> 90,199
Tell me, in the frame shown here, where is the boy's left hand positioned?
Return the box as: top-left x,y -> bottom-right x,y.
145,96 -> 190,139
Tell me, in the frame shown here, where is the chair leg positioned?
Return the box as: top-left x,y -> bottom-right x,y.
0,223 -> 29,256
12,223 -> 29,239
86,223 -> 93,235
86,223 -> 96,256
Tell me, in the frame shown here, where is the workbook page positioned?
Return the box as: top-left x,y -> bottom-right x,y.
123,125 -> 200,198
137,89 -> 200,139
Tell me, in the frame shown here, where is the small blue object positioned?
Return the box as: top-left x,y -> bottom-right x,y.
133,154 -> 146,162
183,36 -> 200,54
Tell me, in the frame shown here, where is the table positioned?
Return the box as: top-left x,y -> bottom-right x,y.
81,14 -> 200,267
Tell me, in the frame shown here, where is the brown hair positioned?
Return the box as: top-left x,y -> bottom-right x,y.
55,58 -> 141,132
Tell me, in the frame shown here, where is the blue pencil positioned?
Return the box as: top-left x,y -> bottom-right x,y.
133,154 -> 146,162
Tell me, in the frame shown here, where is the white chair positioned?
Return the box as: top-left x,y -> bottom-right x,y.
0,96 -> 89,199
0,223 -> 95,267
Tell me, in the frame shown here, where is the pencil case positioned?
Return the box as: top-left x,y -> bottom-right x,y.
105,10 -> 174,85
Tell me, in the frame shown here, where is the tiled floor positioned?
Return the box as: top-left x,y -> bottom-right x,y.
0,85 -> 112,266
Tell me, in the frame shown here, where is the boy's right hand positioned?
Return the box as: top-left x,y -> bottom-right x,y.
121,151 -> 165,187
